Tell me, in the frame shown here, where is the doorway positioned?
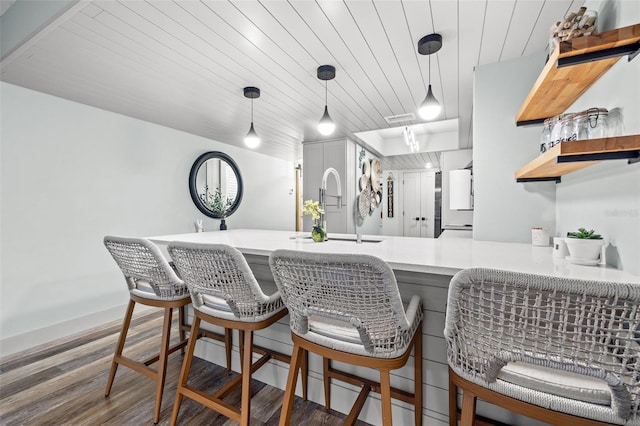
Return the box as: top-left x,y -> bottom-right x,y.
403,171 -> 436,238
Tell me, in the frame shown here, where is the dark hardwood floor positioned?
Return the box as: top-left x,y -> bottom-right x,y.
0,310 -> 370,425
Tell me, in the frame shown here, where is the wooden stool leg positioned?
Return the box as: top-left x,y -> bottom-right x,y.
414,327 -> 423,426
239,330 -> 245,371
449,372 -> 458,426
323,357 -> 331,409
240,330 -> 253,426
153,307 -> 173,424
171,316 -> 201,426
225,328 -> 232,370
301,349 -> 308,401
279,343 -> 304,426
178,305 -> 187,355
105,299 -> 135,397
380,368 -> 393,426
460,391 -> 477,426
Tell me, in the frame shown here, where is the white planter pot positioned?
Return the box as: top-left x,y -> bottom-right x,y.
564,238 -> 604,260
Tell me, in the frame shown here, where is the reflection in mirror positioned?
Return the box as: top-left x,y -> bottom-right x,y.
189,152 -> 243,219
196,159 -> 238,211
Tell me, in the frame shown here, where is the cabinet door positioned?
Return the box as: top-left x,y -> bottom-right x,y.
322,140 -> 346,209
303,140 -> 349,234
449,169 -> 472,210
302,143 -> 324,232
322,140 -> 348,234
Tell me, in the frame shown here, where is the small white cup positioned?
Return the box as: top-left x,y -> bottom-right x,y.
531,228 -> 550,246
553,237 -> 569,258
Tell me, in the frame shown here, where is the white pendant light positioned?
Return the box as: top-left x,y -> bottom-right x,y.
317,65 -> 336,136
318,105 -> 335,136
417,33 -> 443,121
243,86 -> 260,148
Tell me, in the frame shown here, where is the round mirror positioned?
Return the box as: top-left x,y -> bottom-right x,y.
189,151 -> 243,219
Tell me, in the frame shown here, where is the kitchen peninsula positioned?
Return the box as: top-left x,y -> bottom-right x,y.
149,229 -> 639,426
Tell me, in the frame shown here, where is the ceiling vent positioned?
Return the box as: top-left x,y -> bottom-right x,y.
384,113 -> 415,124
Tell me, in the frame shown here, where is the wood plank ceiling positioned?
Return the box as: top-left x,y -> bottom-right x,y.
1,0 -> 582,165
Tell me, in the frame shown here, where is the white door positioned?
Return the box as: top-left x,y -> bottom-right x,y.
403,172 -> 436,238
403,172 -> 421,237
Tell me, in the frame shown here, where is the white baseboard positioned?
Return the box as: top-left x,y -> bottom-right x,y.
0,303 -> 151,358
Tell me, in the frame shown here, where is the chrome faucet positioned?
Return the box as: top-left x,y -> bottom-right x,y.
319,167 -> 342,241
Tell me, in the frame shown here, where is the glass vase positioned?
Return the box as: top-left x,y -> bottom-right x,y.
311,225 -> 326,242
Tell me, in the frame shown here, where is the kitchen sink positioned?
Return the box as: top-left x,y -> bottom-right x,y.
290,235 -> 383,243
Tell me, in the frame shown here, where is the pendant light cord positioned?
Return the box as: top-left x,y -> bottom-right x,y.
428,51 -> 431,85
324,80 -> 328,107
251,97 -> 254,123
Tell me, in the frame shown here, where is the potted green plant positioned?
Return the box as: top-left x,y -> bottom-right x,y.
565,227 -> 604,263
199,185 -> 234,230
303,200 -> 326,242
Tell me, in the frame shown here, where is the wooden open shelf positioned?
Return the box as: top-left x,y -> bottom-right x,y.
515,135 -> 640,181
516,23 -> 640,125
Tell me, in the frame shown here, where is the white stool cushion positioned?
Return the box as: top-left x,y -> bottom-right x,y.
306,302 -> 415,348
499,361 -> 611,405
131,279 -> 161,300
130,280 -> 190,301
308,315 -> 362,345
135,280 -> 156,294
194,295 -> 286,323
202,294 -> 232,312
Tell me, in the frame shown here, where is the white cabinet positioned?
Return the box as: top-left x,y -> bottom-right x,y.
403,171 -> 435,238
302,139 -> 356,234
449,169 -> 473,210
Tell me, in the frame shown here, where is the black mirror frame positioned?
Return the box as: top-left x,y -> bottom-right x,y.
189,151 -> 243,219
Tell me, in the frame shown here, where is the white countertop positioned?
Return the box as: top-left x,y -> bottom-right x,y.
438,229 -> 473,239
148,229 -> 639,283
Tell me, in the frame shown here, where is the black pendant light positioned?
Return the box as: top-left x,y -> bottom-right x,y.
317,65 -> 336,136
243,86 -> 260,148
417,33 -> 443,120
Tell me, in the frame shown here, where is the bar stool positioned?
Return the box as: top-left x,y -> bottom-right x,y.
445,268 -> 640,426
167,242 -> 308,426
103,236 -> 232,424
269,250 -> 423,426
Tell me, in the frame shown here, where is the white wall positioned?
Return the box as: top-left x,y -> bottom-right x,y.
441,149 -> 473,228
473,52 -> 557,243
473,0 -> 639,275
0,82 -> 295,355
555,0 -> 640,275
381,169 -> 403,236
